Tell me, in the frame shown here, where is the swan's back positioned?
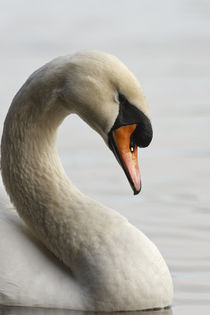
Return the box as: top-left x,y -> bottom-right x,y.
0,174 -> 173,310
0,185 -> 173,310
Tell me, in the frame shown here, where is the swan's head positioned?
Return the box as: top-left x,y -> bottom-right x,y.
58,51 -> 153,194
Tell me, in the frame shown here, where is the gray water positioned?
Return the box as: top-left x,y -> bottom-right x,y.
0,1 -> 210,314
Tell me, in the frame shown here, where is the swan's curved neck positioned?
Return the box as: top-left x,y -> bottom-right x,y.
1,82 -> 103,271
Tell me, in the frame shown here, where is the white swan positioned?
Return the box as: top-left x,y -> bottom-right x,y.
0,51 -> 173,311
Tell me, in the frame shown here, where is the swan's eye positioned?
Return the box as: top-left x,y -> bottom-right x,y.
118,93 -> 126,105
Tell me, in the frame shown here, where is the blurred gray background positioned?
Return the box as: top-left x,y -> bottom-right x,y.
0,1 -> 210,314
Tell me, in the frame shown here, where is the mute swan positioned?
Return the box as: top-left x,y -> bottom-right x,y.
0,51 -> 173,311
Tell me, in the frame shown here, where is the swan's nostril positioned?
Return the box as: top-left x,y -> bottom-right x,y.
130,146 -> 135,153
129,132 -> 135,153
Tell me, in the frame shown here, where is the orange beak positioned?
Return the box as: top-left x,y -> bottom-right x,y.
109,124 -> 141,195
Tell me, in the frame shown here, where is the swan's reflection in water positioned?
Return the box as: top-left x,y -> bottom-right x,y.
0,306 -> 173,315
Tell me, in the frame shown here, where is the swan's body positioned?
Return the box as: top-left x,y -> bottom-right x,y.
0,51 -> 173,311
